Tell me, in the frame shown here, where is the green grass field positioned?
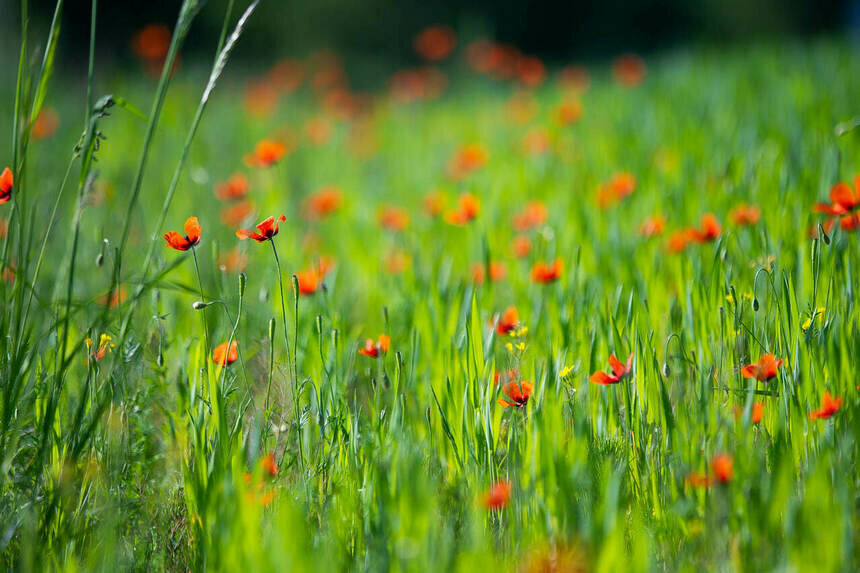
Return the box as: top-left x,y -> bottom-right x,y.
1,2 -> 858,571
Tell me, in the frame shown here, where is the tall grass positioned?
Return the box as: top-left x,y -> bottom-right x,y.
0,5 -> 857,571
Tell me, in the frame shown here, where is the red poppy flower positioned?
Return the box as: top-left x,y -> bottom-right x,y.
741,353 -> 782,382
734,402 -> 764,424
215,173 -> 250,201
423,190 -> 447,217
555,100 -> 583,126
512,201 -> 547,232
498,381 -> 533,408
512,234 -> 531,258
164,216 -> 201,251
447,144 -> 488,180
840,213 -> 860,231
711,454 -> 733,484
558,65 -> 591,94
236,215 -> 286,242
220,200 -> 254,227
814,176 -> 860,215
131,23 -> 171,61
597,172 -> 636,208
590,353 -> 633,385
530,259 -> 562,283
32,108 -> 60,140
358,334 -> 390,358
379,206 -> 410,231
244,139 -> 288,168
259,452 -> 279,477
98,286 -> 127,307
639,214 -> 666,237
496,306 -> 519,336
809,392 -> 842,420
493,368 -> 518,386
666,229 -> 694,253
516,56 -> 546,87
482,480 -> 512,510
296,268 -> 320,295
304,116 -> 332,145
522,129 -> 551,156
218,247 -> 247,273
688,213 -> 722,243
414,25 -> 457,61
212,341 -> 239,366
472,261 -> 507,284
304,186 -> 342,220
0,167 -> 13,204
444,193 -> 480,225
730,203 -> 761,226
612,54 -> 646,87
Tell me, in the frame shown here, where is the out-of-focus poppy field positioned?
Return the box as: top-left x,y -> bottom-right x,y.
1,1 -> 859,570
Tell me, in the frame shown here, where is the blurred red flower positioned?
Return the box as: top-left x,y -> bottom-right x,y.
164,216 -> 201,251
741,353 -> 782,382
590,353 -> 633,385
414,25 -> 457,61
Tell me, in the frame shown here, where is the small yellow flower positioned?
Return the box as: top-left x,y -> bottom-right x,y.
514,325 -> 529,337
802,307 -> 825,332
559,364 -> 575,378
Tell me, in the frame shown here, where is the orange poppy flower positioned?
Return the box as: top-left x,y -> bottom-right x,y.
295,259 -> 333,296
809,392 -> 842,420
214,173 -> 250,201
734,402 -> 764,424
378,205 -> 410,231
244,139 -> 288,168
259,452 -> 279,477
498,381 -> 533,408
164,216 -> 201,251
98,285 -> 127,307
385,250 -> 411,274
555,100 -> 583,126
496,306 -> 519,336
612,54 -> 646,87
522,129 -> 551,156
597,172 -> 636,208
482,480 -> 512,510
269,59 -> 305,94
558,65 -> 591,94
711,454 -> 733,484
444,193 -> 480,225
513,201 -> 548,232
448,144 -> 488,180
813,176 -> 860,215
236,215 -> 286,243
423,190 -> 447,217
212,341 -> 239,366
217,247 -> 247,273
243,79 -> 279,117
688,213 -> 722,243
304,116 -> 332,145
839,213 -> 860,231
32,108 -> 59,140
472,261 -> 507,285
358,334 -> 390,358
741,353 -> 782,382
0,167 -> 12,204
685,471 -> 711,488
666,229 -> 694,253
639,214 -> 666,237
590,353 -> 633,385
730,203 -> 761,226
530,259 -> 562,283
516,56 -> 546,87
131,24 -> 171,61
493,368 -> 518,386
304,186 -> 342,220
512,234 -> 531,258
220,200 -> 254,227
414,25 -> 457,61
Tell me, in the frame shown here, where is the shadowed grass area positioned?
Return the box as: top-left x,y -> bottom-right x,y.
0,3 -> 857,570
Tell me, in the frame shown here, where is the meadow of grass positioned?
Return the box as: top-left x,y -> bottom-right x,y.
0,2 -> 858,571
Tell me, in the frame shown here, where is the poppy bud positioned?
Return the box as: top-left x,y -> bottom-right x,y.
662,362 -> 671,377
192,301 -> 213,310
291,274 -> 300,296
157,352 -> 164,367
95,253 -> 104,267
331,328 -> 339,351
268,317 -> 276,340
238,272 -> 246,297
315,314 -> 323,336
752,298 -> 759,312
